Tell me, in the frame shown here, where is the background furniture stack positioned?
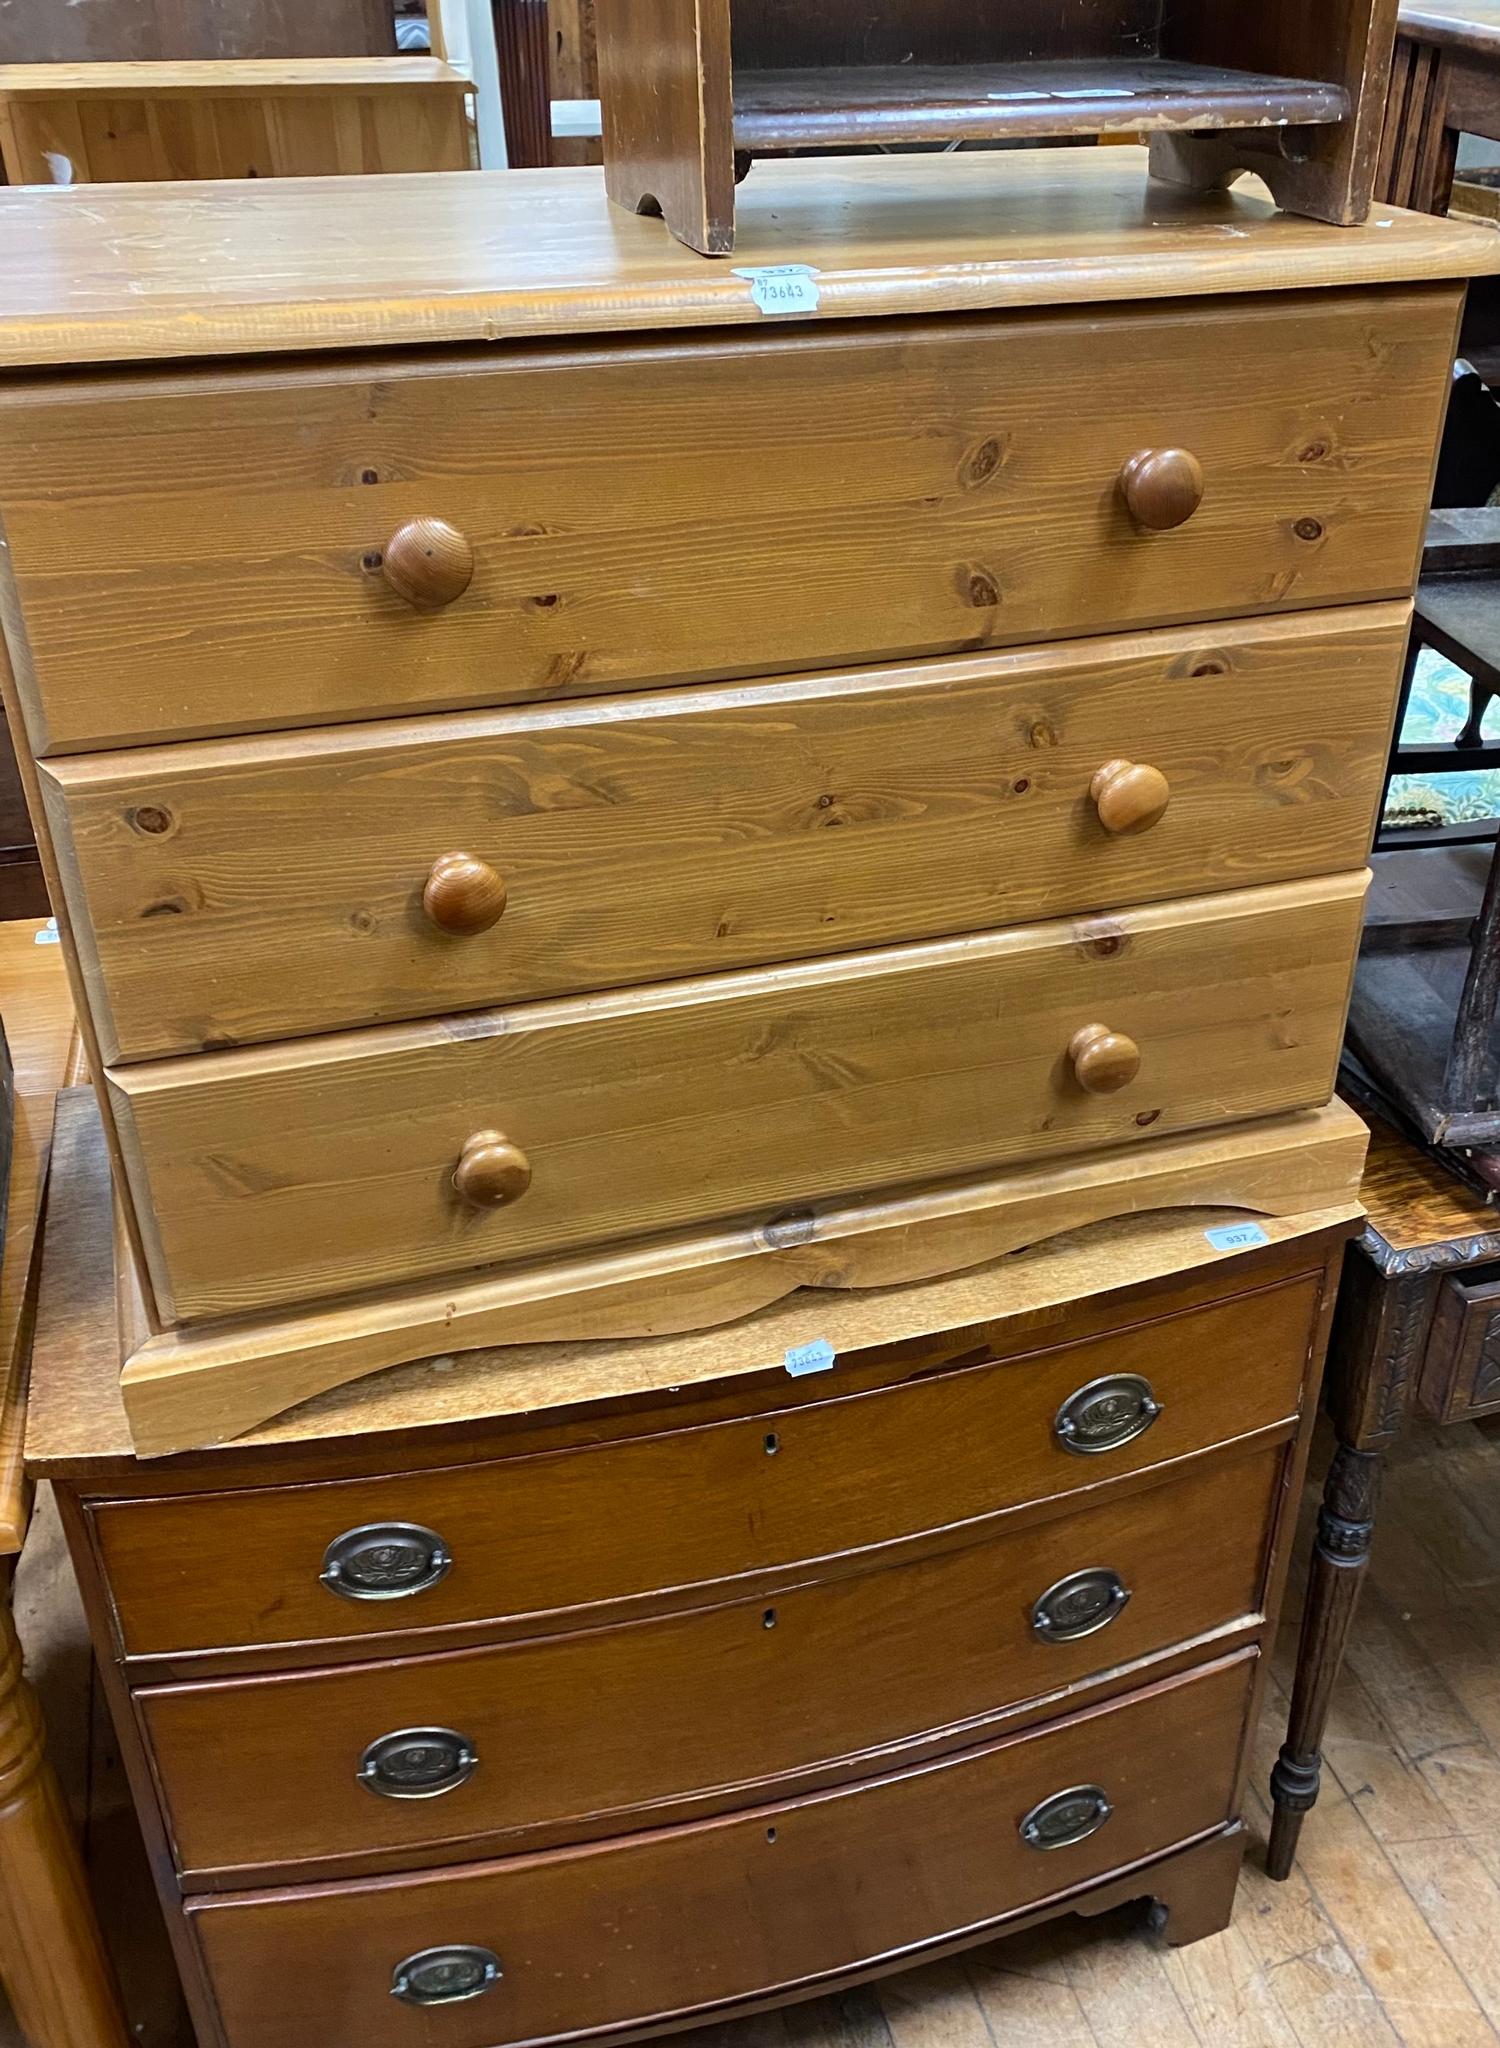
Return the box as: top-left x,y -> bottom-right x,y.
0,141 -> 1490,2036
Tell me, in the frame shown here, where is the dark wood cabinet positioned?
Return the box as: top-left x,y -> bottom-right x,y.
597,0 -> 1400,252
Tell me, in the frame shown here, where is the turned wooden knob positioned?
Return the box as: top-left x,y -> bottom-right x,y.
1119,449 -> 1204,531
382,518 -> 474,608
1069,1024 -> 1142,1096
1090,759 -> 1171,836
453,1130 -> 531,1209
423,853 -> 507,936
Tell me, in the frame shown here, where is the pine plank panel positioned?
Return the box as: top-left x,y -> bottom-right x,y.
1159,1921 -> 1303,2047
965,1928 -> 1101,2047
1387,1837 -> 1500,2035
1233,1850 -> 1403,2048
40,604 -> 1408,1063
877,1959 -> 995,2048
105,873 -> 1368,1323
0,290 -> 1454,756
1046,1915 -> 1201,2046
1281,1783 -> 1498,2048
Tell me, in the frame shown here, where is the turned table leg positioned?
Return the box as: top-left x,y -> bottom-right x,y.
1267,1444 -> 1380,1878
1265,1242 -> 1431,1880
0,1597 -> 127,2048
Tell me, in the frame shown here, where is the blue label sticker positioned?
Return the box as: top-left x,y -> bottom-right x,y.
784,1338 -> 836,1378
733,264 -> 821,317
33,920 -> 58,946
1205,1222 -> 1272,1253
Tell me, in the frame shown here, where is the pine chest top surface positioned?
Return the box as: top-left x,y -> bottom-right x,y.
0,145 -> 1494,373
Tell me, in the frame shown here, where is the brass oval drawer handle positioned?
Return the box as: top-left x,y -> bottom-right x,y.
1030,1567 -> 1132,1643
320,1522 -> 453,1602
359,1728 -> 478,1801
1120,448 -> 1204,530
1090,759 -> 1170,836
1069,1023 -> 1141,1096
391,1946 -> 502,2007
1054,1374 -> 1162,1458
1020,1785 -> 1114,1852
382,517 -> 475,609
423,852 -> 508,936
454,1130 -> 532,1209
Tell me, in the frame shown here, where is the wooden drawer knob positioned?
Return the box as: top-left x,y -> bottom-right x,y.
1119,449 -> 1204,531
1090,759 -> 1171,836
454,1130 -> 531,1209
423,853 -> 507,936
1069,1024 -> 1141,1096
383,518 -> 474,608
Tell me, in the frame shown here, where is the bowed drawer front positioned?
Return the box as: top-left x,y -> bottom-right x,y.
0,286 -> 1454,755
138,1447 -> 1279,1882
44,605 -> 1406,1063
91,1271 -> 1319,1664
186,1652 -> 1256,2048
106,872 -> 1366,1321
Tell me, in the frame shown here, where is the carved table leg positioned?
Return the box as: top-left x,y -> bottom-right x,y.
1267,1444 -> 1380,1880
0,1596 -> 128,2048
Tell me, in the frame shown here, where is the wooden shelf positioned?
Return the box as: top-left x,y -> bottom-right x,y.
731,58 -> 1350,150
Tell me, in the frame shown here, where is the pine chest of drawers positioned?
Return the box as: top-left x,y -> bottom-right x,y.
0,148 -> 1493,1464
31,1087 -> 1359,2045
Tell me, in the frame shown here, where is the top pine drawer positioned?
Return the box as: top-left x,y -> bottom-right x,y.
0,286 -> 1455,755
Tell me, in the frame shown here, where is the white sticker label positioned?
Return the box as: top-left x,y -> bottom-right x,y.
734,265 -> 821,317
34,919 -> 58,946
784,1338 -> 836,1378
1205,1222 -> 1271,1253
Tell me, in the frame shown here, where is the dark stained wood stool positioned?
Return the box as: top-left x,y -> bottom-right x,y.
1268,1105 -> 1500,1876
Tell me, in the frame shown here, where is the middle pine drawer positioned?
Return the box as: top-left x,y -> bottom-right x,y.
44,604 -> 1404,1063
107,870 -> 1366,1322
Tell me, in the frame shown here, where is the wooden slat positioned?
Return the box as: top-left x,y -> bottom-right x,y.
0,919 -> 77,1554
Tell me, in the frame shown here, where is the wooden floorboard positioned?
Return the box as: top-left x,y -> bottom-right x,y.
5,1417 -> 1500,2047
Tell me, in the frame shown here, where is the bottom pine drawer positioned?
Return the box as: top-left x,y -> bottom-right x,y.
188,1649 -> 1256,2048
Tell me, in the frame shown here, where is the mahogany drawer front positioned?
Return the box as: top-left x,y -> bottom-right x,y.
46,605 -> 1406,1064
140,1446 -> 1279,1883
93,1273 -> 1320,1663
108,872 -> 1365,1323
0,287 -> 1454,756
1421,1271 -> 1500,1422
186,1651 -> 1254,2048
